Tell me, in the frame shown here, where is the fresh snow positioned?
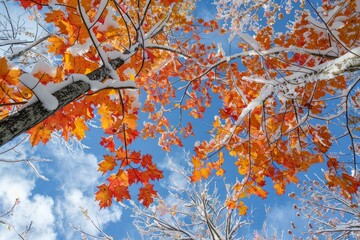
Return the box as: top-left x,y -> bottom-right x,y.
237,32 -> 259,51
69,74 -> 136,92
21,73 -> 137,111
68,39 -> 92,56
96,7 -> 118,31
0,39 -> 32,47
92,0 -> 108,26
20,73 -> 59,111
32,60 -> 55,76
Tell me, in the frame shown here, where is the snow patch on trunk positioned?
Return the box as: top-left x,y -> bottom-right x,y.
19,74 -> 59,111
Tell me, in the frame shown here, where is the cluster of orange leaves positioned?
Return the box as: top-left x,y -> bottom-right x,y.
2,0 -> 192,208
174,0 -> 360,213
0,58 -> 24,120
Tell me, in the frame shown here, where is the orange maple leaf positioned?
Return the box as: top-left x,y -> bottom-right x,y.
146,164 -> 164,181
112,185 -> 131,202
47,36 -> 67,55
28,123 -> 52,146
100,136 -> 116,152
138,184 -> 158,207
108,170 -> 129,190
71,117 -> 89,140
45,9 -> 65,23
161,0 -> 183,7
141,154 -> 153,167
237,201 -> 248,216
249,185 -> 268,199
128,150 -> 141,164
0,58 -> 21,85
117,128 -> 139,144
95,184 -> 112,208
123,114 -> 138,130
127,168 -> 141,185
98,155 -> 117,174
274,182 -> 285,195
225,199 -> 237,209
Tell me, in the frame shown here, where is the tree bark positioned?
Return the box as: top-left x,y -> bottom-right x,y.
0,56 -> 132,147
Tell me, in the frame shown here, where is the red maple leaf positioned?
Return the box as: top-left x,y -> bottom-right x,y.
144,49 -> 156,63
112,185 -> 130,202
138,184 -> 158,207
100,136 -> 116,152
17,0 -> 45,9
141,154 -> 153,167
160,0 -> 183,7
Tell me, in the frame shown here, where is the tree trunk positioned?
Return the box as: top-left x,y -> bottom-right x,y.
0,56 -> 131,147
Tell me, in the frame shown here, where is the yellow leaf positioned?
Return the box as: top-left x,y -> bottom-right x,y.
191,156 -> 201,168
215,168 -> 225,176
71,117 -> 88,140
124,68 -> 136,81
98,104 -> 113,129
237,201 -> 248,216
123,114 -> 138,129
0,57 -> 21,85
213,116 -> 221,128
47,35 -> 66,55
64,52 -> 74,72
218,151 -> 224,164
98,155 -> 117,174
274,183 -> 285,195
28,124 -> 52,146
200,168 -> 210,179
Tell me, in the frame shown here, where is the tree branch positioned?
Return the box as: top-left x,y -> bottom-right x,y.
0,48 -> 139,146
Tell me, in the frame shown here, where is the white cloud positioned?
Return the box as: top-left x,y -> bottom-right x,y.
158,151 -> 190,191
261,203 -> 307,238
0,160 -> 56,240
56,188 -> 121,240
48,141 -> 101,190
169,171 -> 188,190
44,141 -> 122,239
0,139 -> 123,240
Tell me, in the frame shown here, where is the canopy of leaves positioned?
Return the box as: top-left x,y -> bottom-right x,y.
0,0 -> 359,212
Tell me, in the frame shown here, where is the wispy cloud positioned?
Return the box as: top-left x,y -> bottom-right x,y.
0,139 -> 123,240
260,202 -> 308,239
0,152 -> 56,240
158,151 -> 190,192
45,141 -> 122,239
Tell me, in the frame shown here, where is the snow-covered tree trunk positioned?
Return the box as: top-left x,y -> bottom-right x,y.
0,56 -> 133,146
0,81 -> 89,146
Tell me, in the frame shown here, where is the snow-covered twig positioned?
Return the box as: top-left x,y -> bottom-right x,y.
0,158 -> 51,181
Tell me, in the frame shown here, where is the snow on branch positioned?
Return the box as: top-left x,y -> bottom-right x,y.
144,4 -> 174,42
21,72 -> 137,111
219,84 -> 276,147
0,157 -> 51,181
285,47 -> 360,84
19,73 -> 59,111
289,174 -> 360,239
0,39 -> 34,47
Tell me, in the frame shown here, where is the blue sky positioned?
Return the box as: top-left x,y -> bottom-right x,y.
0,128 -> 314,239
0,0 -> 357,239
